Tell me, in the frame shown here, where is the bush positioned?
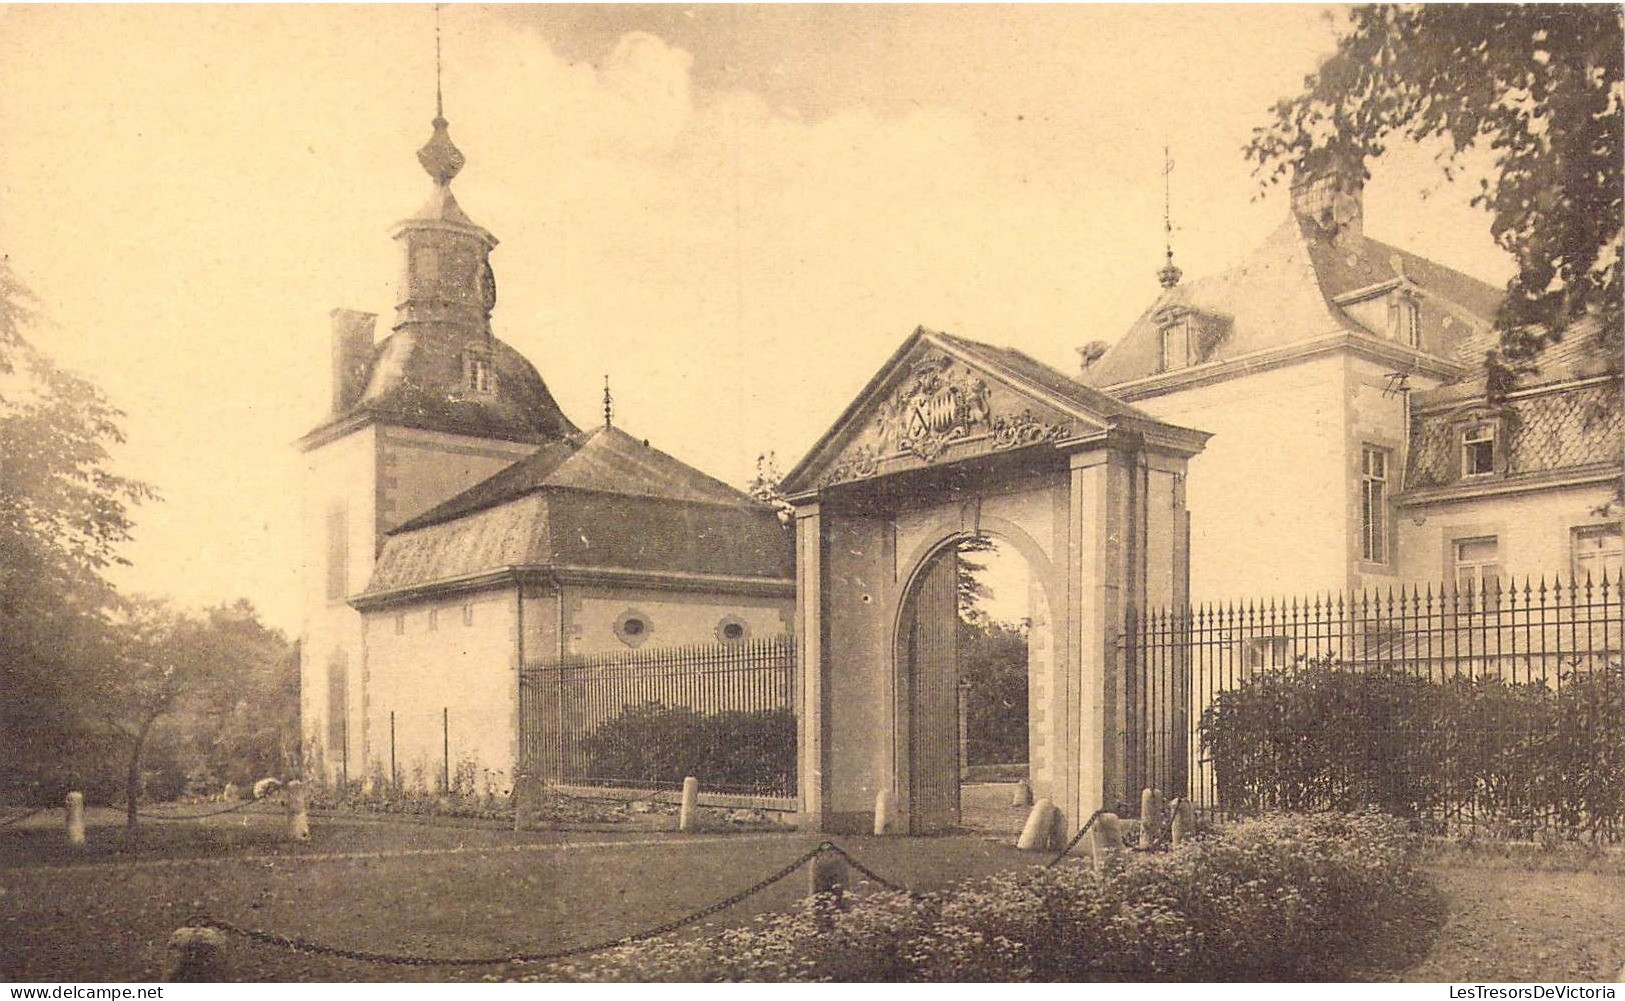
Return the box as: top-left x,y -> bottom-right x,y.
577,702 -> 795,795
533,811 -> 1426,982
1200,660 -> 1625,840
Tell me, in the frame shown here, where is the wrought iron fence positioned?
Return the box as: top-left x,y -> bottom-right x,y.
1127,571 -> 1624,840
519,636 -> 797,797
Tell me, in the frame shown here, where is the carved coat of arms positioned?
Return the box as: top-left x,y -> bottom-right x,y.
877,356 -> 991,461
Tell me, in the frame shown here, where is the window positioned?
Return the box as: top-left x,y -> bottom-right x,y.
462,603 -> 474,627
1360,446 -> 1389,564
1573,524 -> 1623,583
393,613 -> 405,636
325,506 -> 348,602
326,651 -> 348,758
1388,293 -> 1420,347
1159,321 -> 1187,372
428,608 -> 439,632
716,616 -> 750,644
463,350 -> 493,394
613,608 -> 652,648
1461,423 -> 1497,477
1243,636 -> 1292,672
1454,537 -> 1501,611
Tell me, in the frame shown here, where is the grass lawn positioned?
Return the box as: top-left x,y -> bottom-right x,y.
3,810 -> 1622,982
0,810 -> 1036,982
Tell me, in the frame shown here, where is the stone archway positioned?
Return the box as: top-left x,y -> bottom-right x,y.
781,328 -> 1209,835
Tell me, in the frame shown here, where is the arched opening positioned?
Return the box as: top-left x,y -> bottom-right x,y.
896,532 -> 1050,834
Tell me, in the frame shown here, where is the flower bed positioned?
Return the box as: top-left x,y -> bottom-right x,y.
534,811 -> 1427,982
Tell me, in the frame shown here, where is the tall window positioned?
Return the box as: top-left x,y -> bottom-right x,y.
1360,446 -> 1390,564
325,506 -> 348,602
1454,536 -> 1500,611
326,651 -> 348,759
1388,294 -> 1420,347
464,351 -> 493,394
1573,524 -> 1623,583
1159,321 -> 1188,372
1461,423 -> 1497,477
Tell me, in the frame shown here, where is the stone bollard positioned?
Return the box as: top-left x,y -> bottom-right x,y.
65,791 -> 85,847
677,776 -> 700,833
873,788 -> 895,836
1016,798 -> 1057,851
1170,798 -> 1196,845
1091,812 -> 1125,872
807,851 -> 848,903
1011,778 -> 1034,807
284,780 -> 309,842
163,926 -> 228,981
1139,788 -> 1166,850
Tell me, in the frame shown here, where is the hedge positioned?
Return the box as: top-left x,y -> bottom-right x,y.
532,811 -> 1425,982
577,702 -> 796,795
1200,661 -> 1625,840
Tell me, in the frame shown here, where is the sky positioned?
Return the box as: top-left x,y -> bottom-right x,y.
0,4 -> 1516,635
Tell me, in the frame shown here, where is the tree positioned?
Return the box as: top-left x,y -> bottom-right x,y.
1246,5 -> 1623,378
92,598 -> 293,827
745,451 -> 795,524
0,259 -> 156,801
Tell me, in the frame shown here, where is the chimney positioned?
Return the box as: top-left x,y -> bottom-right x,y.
330,309 -> 377,415
1290,154 -> 1364,246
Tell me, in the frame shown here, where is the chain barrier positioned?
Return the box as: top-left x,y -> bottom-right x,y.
187,840 -> 900,968
1044,808 -> 1106,868
0,806 -> 51,829
816,841 -> 909,892
135,798 -> 267,822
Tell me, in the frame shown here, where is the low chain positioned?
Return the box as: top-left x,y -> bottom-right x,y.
817,841 -> 909,892
189,840 -> 842,968
136,799 -> 265,822
1045,808 -> 1106,868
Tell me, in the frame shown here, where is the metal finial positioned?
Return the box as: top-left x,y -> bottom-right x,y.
603,375 -> 613,429
1158,145 -> 1182,289
416,4 -> 464,186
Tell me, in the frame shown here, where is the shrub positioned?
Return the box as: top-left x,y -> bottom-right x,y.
532,810 -> 1426,982
1200,660 -> 1625,839
576,702 -> 795,794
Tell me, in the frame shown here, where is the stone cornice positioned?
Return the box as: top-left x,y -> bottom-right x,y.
1397,462 -> 1623,508
350,564 -> 794,611
1103,331 -> 1465,402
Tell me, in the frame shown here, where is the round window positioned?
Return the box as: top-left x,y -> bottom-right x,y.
716,616 -> 750,644
614,609 -> 652,648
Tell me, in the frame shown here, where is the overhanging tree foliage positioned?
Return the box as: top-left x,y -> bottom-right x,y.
1247,4 -> 1623,377
0,260 -> 156,800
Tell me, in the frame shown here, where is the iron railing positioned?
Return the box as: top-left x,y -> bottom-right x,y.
519,636 -> 797,797
1126,571 -> 1624,840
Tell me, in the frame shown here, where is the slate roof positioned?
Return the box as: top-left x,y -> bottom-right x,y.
1080,216 -> 1504,389
306,330 -> 580,446
363,426 -> 794,599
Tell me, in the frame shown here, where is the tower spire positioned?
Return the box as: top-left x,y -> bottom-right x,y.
416,4 -> 463,185
1158,145 -> 1183,290
603,375 -> 613,429
434,3 -> 443,120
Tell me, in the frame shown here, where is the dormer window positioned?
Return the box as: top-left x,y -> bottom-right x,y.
463,350 -> 494,395
1388,292 -> 1420,347
1155,306 -> 1194,373
1461,422 -> 1498,477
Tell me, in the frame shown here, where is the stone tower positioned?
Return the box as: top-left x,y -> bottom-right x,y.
297,108 -> 577,786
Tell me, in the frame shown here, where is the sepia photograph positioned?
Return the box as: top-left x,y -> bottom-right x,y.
0,2 -> 1621,986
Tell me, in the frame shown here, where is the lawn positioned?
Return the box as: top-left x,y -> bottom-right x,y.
0,809 -> 1034,982
3,809 -> 1622,983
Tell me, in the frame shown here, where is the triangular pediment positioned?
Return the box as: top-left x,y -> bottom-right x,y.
784,328 -> 1138,495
